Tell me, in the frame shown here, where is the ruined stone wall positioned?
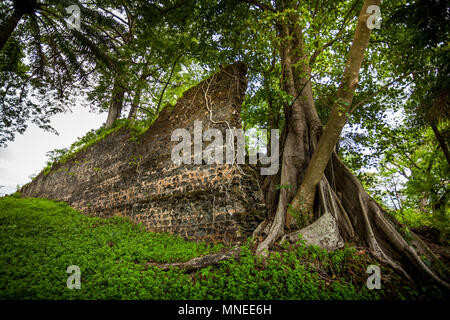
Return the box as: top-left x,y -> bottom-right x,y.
22,62 -> 266,243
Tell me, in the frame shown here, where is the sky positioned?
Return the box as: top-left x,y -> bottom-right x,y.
0,107 -> 107,196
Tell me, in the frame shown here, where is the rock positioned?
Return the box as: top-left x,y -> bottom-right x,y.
281,211 -> 344,251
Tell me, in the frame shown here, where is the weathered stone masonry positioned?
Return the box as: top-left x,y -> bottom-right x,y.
22,62 -> 266,243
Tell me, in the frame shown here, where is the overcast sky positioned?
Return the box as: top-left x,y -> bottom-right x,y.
0,107 -> 107,196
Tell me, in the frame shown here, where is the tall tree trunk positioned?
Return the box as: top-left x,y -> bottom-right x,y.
128,64 -> 149,119
105,79 -> 125,127
0,10 -> 23,51
128,88 -> 141,120
291,0 -> 380,216
255,0 -> 311,254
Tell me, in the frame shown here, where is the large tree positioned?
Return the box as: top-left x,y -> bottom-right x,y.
196,0 -> 449,288
3,0 -> 448,289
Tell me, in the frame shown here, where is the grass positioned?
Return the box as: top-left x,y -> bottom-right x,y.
0,195 -> 444,300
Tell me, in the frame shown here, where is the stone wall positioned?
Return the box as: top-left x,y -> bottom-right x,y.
22,62 -> 266,243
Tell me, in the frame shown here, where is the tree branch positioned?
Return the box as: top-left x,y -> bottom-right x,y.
240,0 -> 276,12
156,55 -> 181,113
310,0 -> 361,65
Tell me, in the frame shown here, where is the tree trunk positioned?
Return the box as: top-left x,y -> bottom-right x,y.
0,9 -> 23,51
105,79 -> 125,127
255,0 -> 324,254
260,65 -> 282,215
255,3 -> 311,254
127,90 -> 141,120
128,64 -> 149,119
291,0 -> 380,216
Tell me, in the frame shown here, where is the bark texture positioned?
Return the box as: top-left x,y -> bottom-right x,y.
105,79 -> 125,127
128,89 -> 141,120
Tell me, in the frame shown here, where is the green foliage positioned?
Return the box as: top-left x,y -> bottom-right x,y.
0,196 -> 223,299
353,123 -> 450,242
1,196 -> 442,300
396,225 -> 414,245
287,203 -> 307,228
0,0 -> 123,145
0,35 -> 62,147
329,0 -> 449,245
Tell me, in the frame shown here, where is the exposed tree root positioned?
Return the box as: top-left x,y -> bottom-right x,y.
331,153 -> 449,289
144,248 -> 241,273
256,148 -> 450,290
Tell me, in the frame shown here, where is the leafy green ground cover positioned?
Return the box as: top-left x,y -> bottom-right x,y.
0,195 -> 445,300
